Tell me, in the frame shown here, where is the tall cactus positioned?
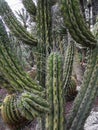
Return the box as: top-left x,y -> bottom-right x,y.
46,52 -> 65,130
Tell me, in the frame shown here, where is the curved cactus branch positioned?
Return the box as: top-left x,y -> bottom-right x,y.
0,19 -> 44,94
0,0 -> 37,46
61,0 -> 97,48
1,93 -> 49,130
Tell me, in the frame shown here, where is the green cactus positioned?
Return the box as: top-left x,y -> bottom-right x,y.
66,47 -> 98,130
0,4 -> 49,129
0,0 -> 37,46
0,0 -> 98,130
65,76 -> 77,101
61,0 -> 96,47
63,40 -> 75,89
61,0 -> 98,130
1,92 -> 49,130
46,52 -> 65,130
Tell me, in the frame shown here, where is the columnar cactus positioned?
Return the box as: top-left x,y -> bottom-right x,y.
46,52 -> 65,130
61,0 -> 98,130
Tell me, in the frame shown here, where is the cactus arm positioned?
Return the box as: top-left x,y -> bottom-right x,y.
65,1 -> 92,46
66,47 -> 98,130
0,0 -> 37,46
61,0 -> 97,47
0,19 -> 45,94
22,0 -> 36,16
71,0 -> 96,42
57,54 -> 65,130
52,53 -> 59,130
62,41 -> 75,89
46,52 -> 65,130
46,53 -> 54,130
0,43 -> 45,95
61,1 -> 82,46
36,0 -> 46,87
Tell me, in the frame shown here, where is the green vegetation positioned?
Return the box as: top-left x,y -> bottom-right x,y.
0,0 -> 98,130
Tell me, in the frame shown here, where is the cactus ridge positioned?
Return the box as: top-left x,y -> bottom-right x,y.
46,52 -> 65,130
0,0 -> 37,46
71,0 -> 96,42
66,47 -> 98,130
0,73 -> 13,91
61,0 -> 97,47
0,47 -> 43,94
0,25 -> 44,93
63,41 -> 75,89
1,92 -> 49,128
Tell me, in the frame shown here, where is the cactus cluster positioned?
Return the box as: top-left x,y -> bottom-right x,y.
61,0 -> 98,130
0,2 -> 49,129
0,0 -> 98,130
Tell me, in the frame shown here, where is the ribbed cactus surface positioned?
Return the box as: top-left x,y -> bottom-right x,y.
0,10 -> 49,130
65,76 -> 77,101
61,0 -> 98,130
61,0 -> 96,47
66,47 -> 98,130
46,52 -> 65,130
0,0 -> 98,130
1,92 -> 49,130
63,40 -> 75,89
0,0 -> 37,46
